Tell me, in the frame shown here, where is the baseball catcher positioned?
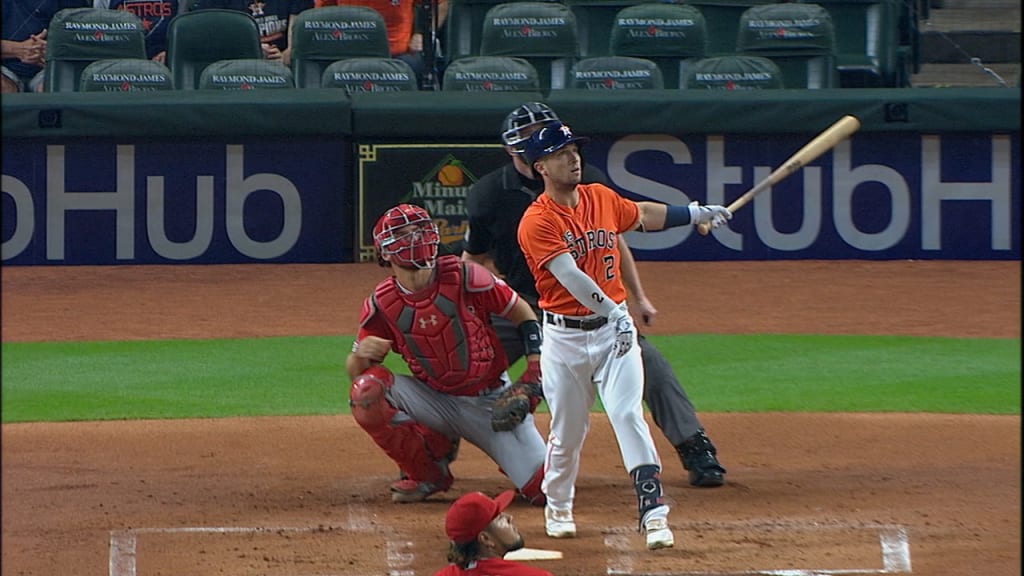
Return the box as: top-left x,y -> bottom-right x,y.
347,203 -> 547,506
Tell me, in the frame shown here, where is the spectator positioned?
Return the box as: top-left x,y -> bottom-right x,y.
315,0 -> 447,85
188,0 -> 312,66
2,0 -> 89,92
94,0 -> 186,63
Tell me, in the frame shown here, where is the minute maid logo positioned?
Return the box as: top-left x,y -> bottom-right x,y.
402,154 -> 478,244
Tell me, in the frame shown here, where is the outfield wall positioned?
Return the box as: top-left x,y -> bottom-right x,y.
2,89 -> 1019,264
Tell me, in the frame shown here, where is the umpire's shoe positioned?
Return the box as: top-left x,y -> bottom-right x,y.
677,428 -> 727,487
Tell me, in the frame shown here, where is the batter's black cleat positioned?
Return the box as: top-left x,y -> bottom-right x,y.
677,429 -> 727,487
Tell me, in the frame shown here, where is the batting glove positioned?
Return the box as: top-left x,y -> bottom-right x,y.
688,201 -> 732,229
608,305 -> 635,358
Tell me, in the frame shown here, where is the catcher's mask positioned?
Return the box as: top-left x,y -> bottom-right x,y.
501,102 -> 561,154
372,204 -> 440,269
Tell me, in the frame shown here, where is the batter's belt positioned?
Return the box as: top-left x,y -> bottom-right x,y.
543,311 -> 609,331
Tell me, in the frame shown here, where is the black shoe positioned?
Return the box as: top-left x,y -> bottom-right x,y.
677,429 -> 727,487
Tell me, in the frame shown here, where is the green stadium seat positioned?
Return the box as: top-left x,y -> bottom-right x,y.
563,0 -> 653,58
609,3 -> 707,89
685,54 -> 783,89
479,2 -> 579,94
683,0 -> 776,57
444,0 -> 509,62
442,56 -> 541,92
166,9 -> 263,90
796,0 -> 902,87
198,59 -> 295,90
44,8 -> 147,93
567,56 -> 664,89
290,6 -> 391,89
735,2 -> 839,89
79,58 -> 174,91
322,57 -> 419,93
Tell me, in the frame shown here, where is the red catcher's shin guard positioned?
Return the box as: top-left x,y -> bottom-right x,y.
519,465 -> 546,506
350,368 -> 452,484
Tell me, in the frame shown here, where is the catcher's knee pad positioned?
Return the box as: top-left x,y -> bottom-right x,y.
350,366 -> 397,429
519,465 -> 546,507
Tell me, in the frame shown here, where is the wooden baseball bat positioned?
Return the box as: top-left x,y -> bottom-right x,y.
697,114 -> 862,236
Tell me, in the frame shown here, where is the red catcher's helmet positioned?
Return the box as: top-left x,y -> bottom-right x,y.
372,204 -> 440,269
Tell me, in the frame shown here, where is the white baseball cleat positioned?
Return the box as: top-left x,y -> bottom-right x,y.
644,516 -> 675,550
544,506 -> 577,538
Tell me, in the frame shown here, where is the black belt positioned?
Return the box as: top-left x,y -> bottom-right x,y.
544,311 -> 608,331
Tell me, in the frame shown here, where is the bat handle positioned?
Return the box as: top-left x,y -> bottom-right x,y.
696,221 -> 713,236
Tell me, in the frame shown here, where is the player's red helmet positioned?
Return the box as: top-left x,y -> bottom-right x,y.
372,204 -> 440,269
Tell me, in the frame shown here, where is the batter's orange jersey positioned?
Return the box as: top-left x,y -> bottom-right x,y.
315,0 -> 417,55
518,183 -> 640,316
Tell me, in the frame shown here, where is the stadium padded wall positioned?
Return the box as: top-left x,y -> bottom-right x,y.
1,89 -> 1020,264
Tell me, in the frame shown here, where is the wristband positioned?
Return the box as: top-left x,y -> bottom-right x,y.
518,319 -> 543,356
664,204 -> 693,228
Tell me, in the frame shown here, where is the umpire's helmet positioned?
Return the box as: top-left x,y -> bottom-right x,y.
372,204 -> 440,269
522,121 -> 590,167
501,102 -> 560,153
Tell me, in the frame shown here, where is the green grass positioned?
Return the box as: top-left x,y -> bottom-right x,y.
1,334 -> 1019,423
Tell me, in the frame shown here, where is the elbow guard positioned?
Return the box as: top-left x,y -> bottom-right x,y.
518,319 -> 543,356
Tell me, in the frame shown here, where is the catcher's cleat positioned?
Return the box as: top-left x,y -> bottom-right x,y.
677,429 -> 727,487
390,460 -> 454,503
643,516 -> 675,550
544,506 -> 576,538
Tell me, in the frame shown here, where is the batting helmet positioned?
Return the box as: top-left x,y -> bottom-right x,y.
372,204 -> 440,269
501,102 -> 561,153
522,121 -> 589,167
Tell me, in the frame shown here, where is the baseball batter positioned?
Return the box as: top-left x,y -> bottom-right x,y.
460,102 -> 728,488
347,203 -> 547,505
517,122 -> 731,550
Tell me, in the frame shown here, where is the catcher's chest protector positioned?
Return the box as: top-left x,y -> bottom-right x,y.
372,257 -> 500,395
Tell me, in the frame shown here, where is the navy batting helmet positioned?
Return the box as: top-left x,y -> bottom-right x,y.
501,102 -> 561,153
522,121 -> 589,167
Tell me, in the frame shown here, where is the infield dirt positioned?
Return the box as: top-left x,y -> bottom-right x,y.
2,260 -> 1020,575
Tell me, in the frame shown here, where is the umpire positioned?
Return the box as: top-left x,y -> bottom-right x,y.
452,102 -> 727,488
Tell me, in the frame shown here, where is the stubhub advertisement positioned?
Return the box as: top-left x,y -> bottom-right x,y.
1,131 -> 1019,264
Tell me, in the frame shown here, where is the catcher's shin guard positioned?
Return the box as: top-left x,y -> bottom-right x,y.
518,465 -> 546,506
349,368 -> 454,487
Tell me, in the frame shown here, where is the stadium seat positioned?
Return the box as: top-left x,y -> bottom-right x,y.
166,9 -> 263,90
198,59 -> 295,90
321,57 -> 419,93
563,0 -> 652,58
567,56 -> 664,89
441,56 -> 541,92
735,2 -> 838,89
291,6 -> 391,89
444,0 -> 508,62
684,0 -> 776,57
609,3 -> 707,89
796,0 -> 901,87
685,54 -> 783,90
79,58 -> 174,92
44,8 -> 147,93
478,2 -> 579,94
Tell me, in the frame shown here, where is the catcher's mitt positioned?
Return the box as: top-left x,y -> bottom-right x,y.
491,360 -> 543,432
